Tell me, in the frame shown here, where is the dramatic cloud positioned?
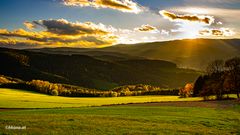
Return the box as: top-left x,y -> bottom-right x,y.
32,19 -> 109,35
199,28 -> 235,36
0,38 -> 45,49
1,18 -> 174,48
63,0 -> 142,13
134,24 -> 159,33
23,22 -> 36,30
0,29 -> 117,48
0,19 -> 118,48
159,10 -> 214,25
0,29 -> 47,42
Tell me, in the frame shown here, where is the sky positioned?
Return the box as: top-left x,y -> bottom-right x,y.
0,0 -> 240,48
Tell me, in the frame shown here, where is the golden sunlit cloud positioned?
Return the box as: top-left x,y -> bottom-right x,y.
0,19 -> 118,48
199,28 -> 235,37
0,31 -> 117,48
134,24 -> 159,33
63,0 -> 142,13
23,22 -> 36,30
0,37 -> 115,49
159,10 -> 215,25
0,29 -> 47,42
0,38 -> 45,49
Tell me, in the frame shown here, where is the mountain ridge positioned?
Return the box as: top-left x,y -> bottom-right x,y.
27,38 -> 240,70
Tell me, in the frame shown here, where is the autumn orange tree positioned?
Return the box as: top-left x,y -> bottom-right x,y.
179,83 -> 194,98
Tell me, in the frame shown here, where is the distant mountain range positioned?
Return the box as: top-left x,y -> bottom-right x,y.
29,39 -> 240,70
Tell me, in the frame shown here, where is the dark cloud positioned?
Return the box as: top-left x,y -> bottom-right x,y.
32,19 -> 109,35
160,10 -> 214,25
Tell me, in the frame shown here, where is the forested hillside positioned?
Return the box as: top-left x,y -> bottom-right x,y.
0,47 -> 199,89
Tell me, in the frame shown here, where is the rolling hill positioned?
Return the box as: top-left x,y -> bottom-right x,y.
0,47 -> 199,89
30,39 -> 240,69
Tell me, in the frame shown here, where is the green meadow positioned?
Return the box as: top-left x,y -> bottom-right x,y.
0,88 -> 239,135
0,88 -> 202,108
1,104 -> 240,134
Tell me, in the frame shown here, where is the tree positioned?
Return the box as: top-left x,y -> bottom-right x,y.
225,57 -> 240,99
206,60 -> 225,100
193,76 -> 204,97
223,74 -> 234,98
179,83 -> 194,98
200,79 -> 214,100
206,60 -> 224,75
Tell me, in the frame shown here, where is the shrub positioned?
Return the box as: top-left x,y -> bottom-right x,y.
111,92 -> 118,97
51,89 -> 59,96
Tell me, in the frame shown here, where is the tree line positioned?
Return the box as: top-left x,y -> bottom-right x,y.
0,79 -> 179,97
193,57 -> 240,100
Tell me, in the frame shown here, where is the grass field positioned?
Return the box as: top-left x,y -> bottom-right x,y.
0,103 -> 240,134
0,88 -> 203,108
0,88 -> 239,134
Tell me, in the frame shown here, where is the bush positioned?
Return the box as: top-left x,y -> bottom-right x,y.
51,89 -> 59,96
111,92 -> 118,97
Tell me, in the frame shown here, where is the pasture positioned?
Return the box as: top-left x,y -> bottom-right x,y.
0,88 -> 239,134
0,88 -> 202,108
0,102 -> 240,134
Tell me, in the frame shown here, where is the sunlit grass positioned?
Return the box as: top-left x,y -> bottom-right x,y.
0,105 -> 239,134
0,88 -> 203,108
0,88 -> 239,134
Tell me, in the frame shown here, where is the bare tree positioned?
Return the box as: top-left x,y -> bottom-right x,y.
206,60 -> 224,75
